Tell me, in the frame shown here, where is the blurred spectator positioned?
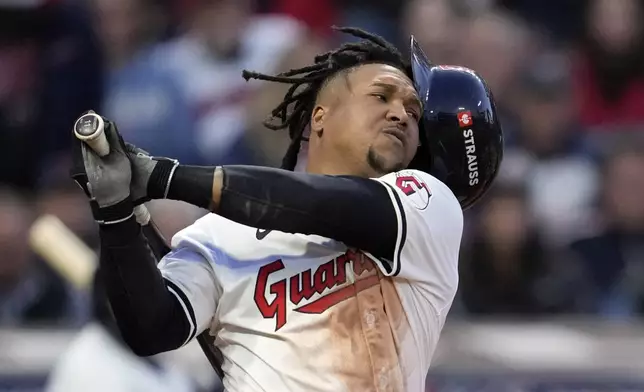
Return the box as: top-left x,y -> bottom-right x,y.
573,0 -> 644,130
455,8 -> 535,140
153,0 -> 303,166
458,9 -> 533,103
401,0 -> 458,65
498,0 -> 585,44
0,0 -> 102,191
0,7 -> 40,191
46,273 -> 198,392
333,0 -> 408,47
500,52 -> 600,246
273,0 -> 336,39
93,0 -> 165,70
0,188 -> 85,327
245,32 -> 329,167
95,0 -> 200,164
568,144 -> 644,318
458,184 -> 555,315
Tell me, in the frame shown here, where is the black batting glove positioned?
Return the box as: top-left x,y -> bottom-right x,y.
124,143 -> 180,206
70,113 -> 134,225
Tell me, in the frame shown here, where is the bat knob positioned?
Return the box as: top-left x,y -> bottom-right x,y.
74,111 -> 110,157
75,112 -> 101,137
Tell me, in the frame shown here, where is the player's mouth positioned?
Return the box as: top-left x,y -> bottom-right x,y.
382,126 -> 406,147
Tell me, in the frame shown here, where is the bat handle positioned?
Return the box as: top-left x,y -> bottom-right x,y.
74,111 -> 110,157
134,205 -> 151,225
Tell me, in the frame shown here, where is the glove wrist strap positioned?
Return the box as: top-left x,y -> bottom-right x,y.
148,159 -> 179,199
92,196 -> 135,225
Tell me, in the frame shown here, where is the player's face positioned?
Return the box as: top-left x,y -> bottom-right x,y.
325,64 -> 422,176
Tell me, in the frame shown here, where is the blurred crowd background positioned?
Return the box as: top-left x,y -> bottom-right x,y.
2,0 -> 644,391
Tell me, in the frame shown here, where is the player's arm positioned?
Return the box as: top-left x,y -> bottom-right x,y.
147,164 -> 401,262
98,217 -> 216,356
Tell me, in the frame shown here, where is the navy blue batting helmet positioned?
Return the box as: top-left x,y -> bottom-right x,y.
407,36 -> 504,210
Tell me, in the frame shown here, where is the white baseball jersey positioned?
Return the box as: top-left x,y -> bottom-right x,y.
158,169 -> 463,392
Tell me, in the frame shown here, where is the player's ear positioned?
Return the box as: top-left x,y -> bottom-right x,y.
310,105 -> 327,137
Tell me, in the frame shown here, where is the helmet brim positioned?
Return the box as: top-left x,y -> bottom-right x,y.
409,35 -> 433,110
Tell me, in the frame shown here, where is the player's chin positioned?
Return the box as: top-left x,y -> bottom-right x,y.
367,147 -> 406,175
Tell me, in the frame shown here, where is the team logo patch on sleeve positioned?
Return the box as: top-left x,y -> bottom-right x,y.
395,172 -> 431,210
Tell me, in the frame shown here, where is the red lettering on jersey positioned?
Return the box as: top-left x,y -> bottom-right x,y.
334,253 -> 350,284
289,269 -> 314,305
314,260 -> 339,292
349,249 -> 375,276
254,260 -> 287,330
254,251 -> 379,331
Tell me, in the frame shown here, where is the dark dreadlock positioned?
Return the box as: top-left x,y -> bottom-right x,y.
242,27 -> 410,171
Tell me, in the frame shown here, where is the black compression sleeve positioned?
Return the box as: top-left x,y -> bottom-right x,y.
99,216 -> 192,356
219,166 -> 400,261
141,222 -> 171,258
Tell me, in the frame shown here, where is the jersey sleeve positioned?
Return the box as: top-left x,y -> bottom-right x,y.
371,169 -> 463,314
157,216 -> 221,346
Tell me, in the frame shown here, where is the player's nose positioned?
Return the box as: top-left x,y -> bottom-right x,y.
385,101 -> 410,127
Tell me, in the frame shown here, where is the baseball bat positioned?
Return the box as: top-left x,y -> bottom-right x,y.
29,214 -> 97,290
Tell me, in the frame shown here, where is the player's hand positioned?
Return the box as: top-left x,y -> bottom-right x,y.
124,142 -> 179,206
70,113 -> 134,225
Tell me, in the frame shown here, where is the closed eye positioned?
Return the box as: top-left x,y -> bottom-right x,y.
372,91 -> 420,120
407,110 -> 420,121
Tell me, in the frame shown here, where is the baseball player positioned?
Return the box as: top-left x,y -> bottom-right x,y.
71,27 -> 503,392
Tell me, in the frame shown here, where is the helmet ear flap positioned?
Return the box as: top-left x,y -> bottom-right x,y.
407,118 -> 433,173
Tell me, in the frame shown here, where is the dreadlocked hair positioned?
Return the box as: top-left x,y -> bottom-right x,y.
242,26 -> 410,170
